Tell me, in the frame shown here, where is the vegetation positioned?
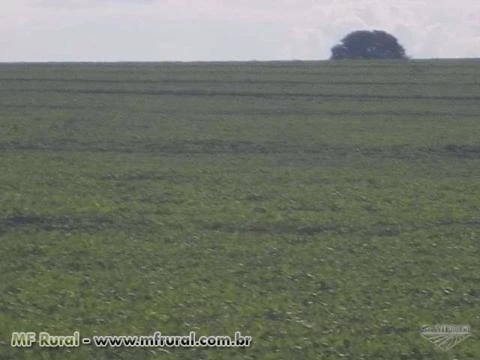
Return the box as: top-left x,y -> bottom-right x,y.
1,60 -> 480,359
331,30 -> 408,60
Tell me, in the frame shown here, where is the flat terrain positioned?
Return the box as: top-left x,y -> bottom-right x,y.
1,60 -> 479,359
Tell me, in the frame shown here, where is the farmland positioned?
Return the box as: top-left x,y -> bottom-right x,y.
1,60 -> 480,359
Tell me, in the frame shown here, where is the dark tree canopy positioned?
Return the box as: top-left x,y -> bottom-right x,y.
331,30 -> 407,60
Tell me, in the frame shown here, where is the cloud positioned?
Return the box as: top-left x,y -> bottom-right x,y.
281,0 -> 480,59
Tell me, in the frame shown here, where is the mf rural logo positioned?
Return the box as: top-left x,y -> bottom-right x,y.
421,324 -> 472,352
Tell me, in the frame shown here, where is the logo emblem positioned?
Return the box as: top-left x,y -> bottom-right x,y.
421,324 -> 471,352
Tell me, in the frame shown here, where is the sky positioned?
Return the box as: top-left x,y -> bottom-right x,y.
1,0 -> 479,62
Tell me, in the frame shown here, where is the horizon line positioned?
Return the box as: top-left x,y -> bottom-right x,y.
0,57 -> 479,64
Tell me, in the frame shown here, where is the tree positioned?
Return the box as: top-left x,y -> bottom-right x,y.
330,30 -> 408,60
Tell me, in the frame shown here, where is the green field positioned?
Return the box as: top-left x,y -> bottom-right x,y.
1,60 -> 479,359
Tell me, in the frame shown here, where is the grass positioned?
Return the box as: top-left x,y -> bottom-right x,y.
0,59 -> 479,359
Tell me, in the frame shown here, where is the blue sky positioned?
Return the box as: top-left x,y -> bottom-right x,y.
1,0 -> 479,61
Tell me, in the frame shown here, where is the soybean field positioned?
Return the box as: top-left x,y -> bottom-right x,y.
1,60 -> 480,359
